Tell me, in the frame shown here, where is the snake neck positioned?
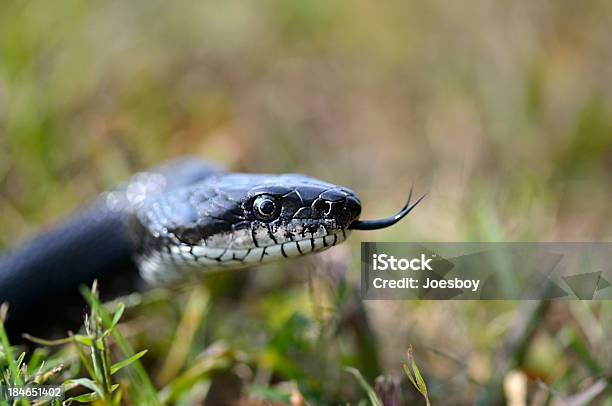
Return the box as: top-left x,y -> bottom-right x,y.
0,158 -> 222,338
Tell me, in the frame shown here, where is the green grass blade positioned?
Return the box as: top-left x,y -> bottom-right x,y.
404,347 -> 431,406
65,378 -> 104,399
22,335 -> 73,347
102,303 -> 125,339
344,367 -> 383,406
110,350 -> 148,375
0,304 -> 24,388
64,392 -> 99,404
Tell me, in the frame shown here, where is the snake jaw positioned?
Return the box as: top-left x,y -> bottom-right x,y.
348,187 -> 426,231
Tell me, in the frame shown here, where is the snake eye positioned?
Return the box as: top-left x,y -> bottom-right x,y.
253,195 -> 280,221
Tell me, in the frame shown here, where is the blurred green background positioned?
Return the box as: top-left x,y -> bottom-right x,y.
1,0 -> 611,404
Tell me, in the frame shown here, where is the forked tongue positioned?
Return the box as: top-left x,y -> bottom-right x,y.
348,187 -> 426,231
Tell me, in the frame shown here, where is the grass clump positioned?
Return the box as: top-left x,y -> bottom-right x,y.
4,282 -> 151,405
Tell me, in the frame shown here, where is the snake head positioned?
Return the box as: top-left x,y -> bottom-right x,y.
132,173 -> 362,283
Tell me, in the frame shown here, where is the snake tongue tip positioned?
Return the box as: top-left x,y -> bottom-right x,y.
348,190 -> 426,231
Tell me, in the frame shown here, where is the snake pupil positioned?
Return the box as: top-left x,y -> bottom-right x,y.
259,200 -> 275,214
253,195 -> 279,220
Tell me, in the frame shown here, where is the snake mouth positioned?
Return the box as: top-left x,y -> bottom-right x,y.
139,229 -> 349,284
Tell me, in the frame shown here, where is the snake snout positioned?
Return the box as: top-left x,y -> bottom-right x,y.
343,194 -> 362,223
315,188 -> 361,228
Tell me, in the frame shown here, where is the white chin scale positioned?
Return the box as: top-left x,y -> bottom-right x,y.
138,230 -> 349,285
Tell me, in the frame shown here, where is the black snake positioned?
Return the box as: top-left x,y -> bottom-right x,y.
0,158 -> 423,335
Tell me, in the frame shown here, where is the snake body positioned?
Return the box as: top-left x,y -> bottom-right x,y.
0,158 -> 422,336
